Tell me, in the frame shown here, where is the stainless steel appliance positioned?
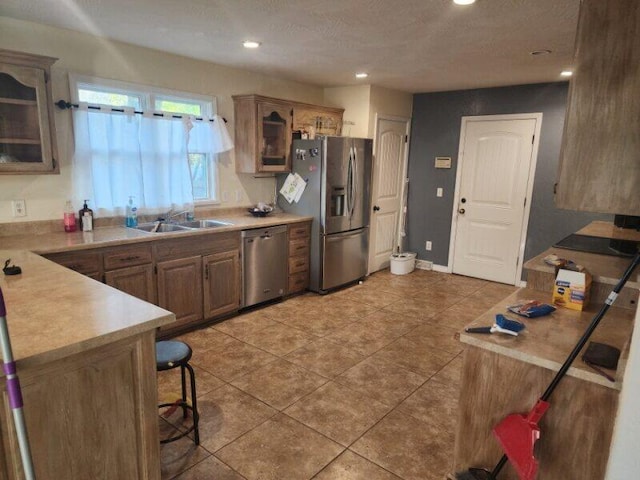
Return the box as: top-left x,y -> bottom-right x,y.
241,225 -> 287,307
278,136 -> 373,293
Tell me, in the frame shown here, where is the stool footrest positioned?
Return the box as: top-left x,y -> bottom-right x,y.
159,402 -> 198,444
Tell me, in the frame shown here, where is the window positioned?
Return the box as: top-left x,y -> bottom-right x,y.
70,75 -> 220,208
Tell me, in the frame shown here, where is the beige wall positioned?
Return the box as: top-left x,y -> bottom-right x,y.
0,17 -> 325,223
323,84 -> 413,139
323,85 -> 371,138
368,85 -> 413,138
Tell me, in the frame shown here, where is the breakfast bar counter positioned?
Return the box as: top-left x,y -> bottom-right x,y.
0,250 -> 175,480
452,288 -> 635,480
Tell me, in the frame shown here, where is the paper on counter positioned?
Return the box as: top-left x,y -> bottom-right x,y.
279,173 -> 307,203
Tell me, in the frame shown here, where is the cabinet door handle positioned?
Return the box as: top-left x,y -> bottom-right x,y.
205,265 -> 209,280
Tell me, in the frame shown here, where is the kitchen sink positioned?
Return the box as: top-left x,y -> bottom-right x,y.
131,219 -> 234,233
176,219 -> 233,229
134,223 -> 193,233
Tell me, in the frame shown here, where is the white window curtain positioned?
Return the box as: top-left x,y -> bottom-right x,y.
73,105 -> 198,216
186,114 -> 233,154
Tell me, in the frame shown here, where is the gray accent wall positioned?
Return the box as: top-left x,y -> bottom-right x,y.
407,82 -> 611,269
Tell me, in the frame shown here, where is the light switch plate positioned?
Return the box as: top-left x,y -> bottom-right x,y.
436,187 -> 443,197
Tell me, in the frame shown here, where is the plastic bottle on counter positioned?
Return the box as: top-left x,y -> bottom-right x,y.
78,199 -> 94,232
63,200 -> 77,232
125,196 -> 138,227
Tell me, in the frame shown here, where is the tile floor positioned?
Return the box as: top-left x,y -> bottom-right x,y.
157,268 -> 518,480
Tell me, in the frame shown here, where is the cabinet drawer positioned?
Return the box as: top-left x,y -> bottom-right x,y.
154,231 -> 240,261
288,255 -> 309,275
44,251 -> 101,275
103,244 -> 152,270
289,238 -> 309,257
289,222 -> 310,240
288,271 -> 309,294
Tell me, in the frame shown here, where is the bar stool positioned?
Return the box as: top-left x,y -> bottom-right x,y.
156,340 -> 200,445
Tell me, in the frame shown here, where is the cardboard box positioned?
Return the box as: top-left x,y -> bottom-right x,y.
552,268 -> 592,311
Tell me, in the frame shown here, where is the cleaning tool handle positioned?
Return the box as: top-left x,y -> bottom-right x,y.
3,362 -> 23,409
0,287 -> 36,480
540,251 -> 640,402
465,326 -> 492,334
0,287 -> 5,317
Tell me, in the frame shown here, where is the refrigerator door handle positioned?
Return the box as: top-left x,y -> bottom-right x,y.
352,144 -> 358,218
348,146 -> 355,220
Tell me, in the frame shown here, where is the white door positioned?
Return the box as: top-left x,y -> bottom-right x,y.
451,116 -> 539,284
368,117 -> 409,273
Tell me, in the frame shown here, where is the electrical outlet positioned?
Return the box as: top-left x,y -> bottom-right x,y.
235,190 -> 243,202
426,241 -> 432,251
436,187 -> 443,197
11,199 -> 26,217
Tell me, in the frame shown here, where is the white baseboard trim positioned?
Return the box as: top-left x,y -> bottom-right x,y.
432,264 -> 451,273
415,260 -> 451,273
415,260 -> 433,270
517,280 -> 527,288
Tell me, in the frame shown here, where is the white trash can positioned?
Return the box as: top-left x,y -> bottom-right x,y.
390,252 -> 417,275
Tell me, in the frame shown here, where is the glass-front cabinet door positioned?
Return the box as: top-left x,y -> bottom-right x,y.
257,101 -> 291,173
0,50 -> 58,174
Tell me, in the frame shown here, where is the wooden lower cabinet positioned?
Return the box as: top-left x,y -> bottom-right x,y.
157,256 -> 203,329
287,221 -> 311,294
105,264 -> 156,304
203,250 -> 241,319
43,250 -> 102,279
0,332 -> 160,480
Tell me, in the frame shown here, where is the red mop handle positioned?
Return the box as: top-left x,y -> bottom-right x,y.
526,399 -> 550,424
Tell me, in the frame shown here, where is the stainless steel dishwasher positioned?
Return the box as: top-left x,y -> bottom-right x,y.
241,225 -> 288,308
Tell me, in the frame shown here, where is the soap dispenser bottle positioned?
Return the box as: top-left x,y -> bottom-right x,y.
79,199 -> 94,232
63,200 -> 77,232
125,196 -> 138,227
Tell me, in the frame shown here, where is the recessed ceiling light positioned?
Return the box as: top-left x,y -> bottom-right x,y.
243,40 -> 261,49
530,49 -> 552,56
453,0 -> 476,5
560,70 -> 573,77
355,72 -> 368,79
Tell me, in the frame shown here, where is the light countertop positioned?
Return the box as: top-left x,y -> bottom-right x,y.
0,250 -> 174,369
460,288 -> 635,390
0,212 -> 312,254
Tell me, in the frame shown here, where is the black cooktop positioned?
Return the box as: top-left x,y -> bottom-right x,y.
553,234 -> 638,257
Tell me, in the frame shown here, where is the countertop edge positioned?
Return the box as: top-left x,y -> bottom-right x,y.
3,214 -> 314,255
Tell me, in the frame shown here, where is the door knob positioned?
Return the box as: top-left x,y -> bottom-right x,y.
373,205 -> 381,211
458,208 -> 465,214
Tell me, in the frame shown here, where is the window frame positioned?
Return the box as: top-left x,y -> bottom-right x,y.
69,74 -> 220,205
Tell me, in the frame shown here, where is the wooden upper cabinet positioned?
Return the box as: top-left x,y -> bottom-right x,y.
292,105 -> 343,137
555,0 -> 640,215
233,94 -> 293,174
0,49 -> 59,174
233,94 -> 344,174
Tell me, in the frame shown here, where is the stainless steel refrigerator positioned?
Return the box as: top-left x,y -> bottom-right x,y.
278,136 -> 373,293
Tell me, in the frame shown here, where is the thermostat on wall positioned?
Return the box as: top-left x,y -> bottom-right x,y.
435,157 -> 452,169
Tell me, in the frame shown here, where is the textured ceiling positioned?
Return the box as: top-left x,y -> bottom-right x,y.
0,0 -> 580,93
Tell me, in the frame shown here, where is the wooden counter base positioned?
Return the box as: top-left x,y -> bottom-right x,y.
453,346 -> 617,480
0,331 -> 160,480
